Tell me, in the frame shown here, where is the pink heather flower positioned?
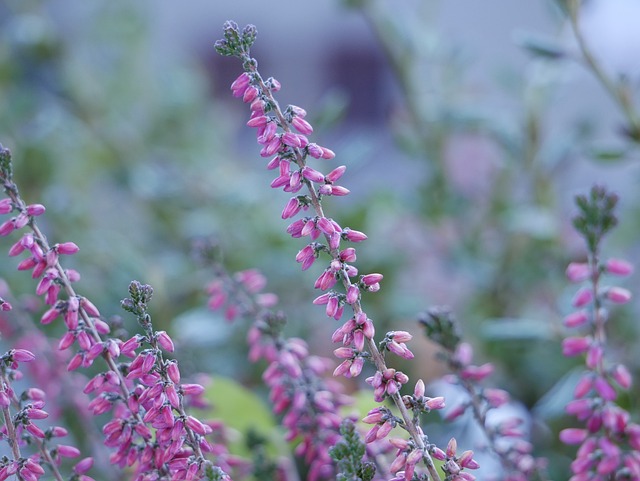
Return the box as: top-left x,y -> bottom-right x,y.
426,396 -> 446,410
12,348 -> 35,362
562,336 -> 591,357
594,376 -> 617,401
291,116 -> 313,135
156,331 -> 175,352
564,310 -> 589,328
566,262 -> 591,282
342,228 -> 367,242
572,287 -> 594,307
559,428 -> 588,445
73,457 -> 94,475
56,242 -> 80,255
387,340 -> 414,360
606,286 -> 631,304
361,273 -> 383,286
460,363 -> 494,381
483,388 -> 510,407
282,197 -> 302,219
345,285 -> 359,304
453,342 -> 473,366
611,364 -> 632,389
26,204 -> 45,216
246,115 -> 268,128
605,258 -> 633,276
231,72 -> 251,97
326,165 -> 346,183
585,344 -> 603,369
574,374 -> 594,398
0,218 -> 15,236
0,198 -> 12,214
243,86 -> 259,103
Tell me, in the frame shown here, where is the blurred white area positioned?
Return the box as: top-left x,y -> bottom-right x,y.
580,0 -> 640,81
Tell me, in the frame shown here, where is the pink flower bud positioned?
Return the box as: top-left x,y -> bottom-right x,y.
326,165 -> 347,183
27,408 -> 49,420
572,287 -> 593,308
316,217 -> 336,235
460,363 -> 494,381
321,147 -> 336,159
164,362 -> 180,384
342,228 -> 367,242
26,422 -> 45,438
606,286 -> 631,304
73,458 -> 94,475
426,397 -> 446,410
361,273 -> 383,286
230,72 -> 250,96
594,376 -> 617,401
0,198 -> 12,214
243,86 -> 259,103
185,416 -> 210,436
26,204 -> 45,216
0,219 -> 15,236
611,364 -> 632,389
562,336 -> 591,357
605,258 -> 633,276
181,384 -> 205,396
57,445 -> 81,458
57,242 -> 79,255
560,428 -> 587,445
280,198 -> 300,221
566,262 -> 590,282
79,298 -> 100,317
346,285 -> 359,304
156,331 -> 175,352
291,116 -> 313,135
12,349 -> 35,362
246,115 -> 268,128
564,310 -> 589,328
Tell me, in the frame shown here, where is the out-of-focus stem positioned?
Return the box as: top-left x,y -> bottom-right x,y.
567,0 -> 640,140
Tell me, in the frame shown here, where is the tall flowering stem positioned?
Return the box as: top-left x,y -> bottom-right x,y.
0,145 -> 232,481
560,186 -> 640,479
420,309 -> 547,481
215,22 -> 475,481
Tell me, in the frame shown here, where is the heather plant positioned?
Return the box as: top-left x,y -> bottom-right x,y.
0,146 -> 234,481
0,5 -> 639,481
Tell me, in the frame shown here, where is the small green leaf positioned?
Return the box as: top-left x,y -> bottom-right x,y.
588,146 -> 628,163
515,31 -> 566,60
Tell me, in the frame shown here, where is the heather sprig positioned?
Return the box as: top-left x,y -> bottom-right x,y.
216,21 -> 461,481
0,144 -> 232,481
420,309 -> 548,481
0,347 -> 91,481
560,185 -> 640,479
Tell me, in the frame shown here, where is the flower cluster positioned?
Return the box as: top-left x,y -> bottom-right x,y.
216,21 -> 460,481
0,346 -> 91,481
420,309 -> 545,481
560,187 -> 640,480
0,146 -> 232,481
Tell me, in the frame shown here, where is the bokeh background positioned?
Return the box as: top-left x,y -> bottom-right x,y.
1,0 -> 640,479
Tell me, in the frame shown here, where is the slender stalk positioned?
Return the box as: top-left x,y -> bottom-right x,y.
241,54 -> 443,481
567,0 -> 640,139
